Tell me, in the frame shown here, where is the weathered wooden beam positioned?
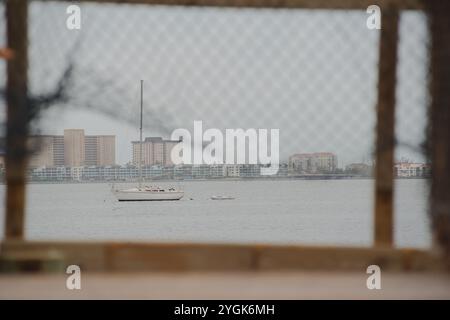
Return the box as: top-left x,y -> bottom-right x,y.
374,7 -> 399,247
0,241 -> 444,272
427,0 -> 450,268
5,0 -> 29,239
36,0 -> 425,10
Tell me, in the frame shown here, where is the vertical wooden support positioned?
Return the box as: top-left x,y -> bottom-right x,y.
427,1 -> 450,266
5,0 -> 29,239
374,7 -> 399,247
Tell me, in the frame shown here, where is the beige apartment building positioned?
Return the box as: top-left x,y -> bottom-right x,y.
53,136 -> 65,166
132,137 -> 180,166
85,135 -> 116,166
29,130 -> 115,168
29,136 -> 55,167
64,129 -> 85,167
289,152 -> 338,173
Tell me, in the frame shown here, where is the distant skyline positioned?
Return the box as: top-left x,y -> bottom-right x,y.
29,123 -> 427,167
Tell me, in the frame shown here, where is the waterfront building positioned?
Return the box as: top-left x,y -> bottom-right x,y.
29,130 -> 115,168
394,162 -> 430,177
85,135 -> 115,166
192,165 -> 211,179
289,152 -> 338,173
226,164 -> 242,177
29,136 -> 55,167
345,163 -> 373,176
174,164 -> 193,179
210,164 -> 226,178
25,163 -> 291,182
132,137 -> 180,167
64,129 -> 85,167
240,164 -> 261,178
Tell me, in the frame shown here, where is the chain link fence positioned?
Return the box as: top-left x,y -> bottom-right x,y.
0,1 -> 445,249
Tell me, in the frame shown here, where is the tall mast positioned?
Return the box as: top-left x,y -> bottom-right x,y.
139,80 -> 143,189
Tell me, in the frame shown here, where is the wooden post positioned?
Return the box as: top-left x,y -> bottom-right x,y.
427,1 -> 450,266
374,7 -> 399,247
4,0 -> 28,240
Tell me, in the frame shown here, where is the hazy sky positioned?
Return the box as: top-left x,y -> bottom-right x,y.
1,3 -> 428,165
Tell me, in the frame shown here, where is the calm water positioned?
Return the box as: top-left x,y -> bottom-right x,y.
0,179 -> 431,248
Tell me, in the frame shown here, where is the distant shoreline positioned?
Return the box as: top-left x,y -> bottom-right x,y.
0,175 -> 431,185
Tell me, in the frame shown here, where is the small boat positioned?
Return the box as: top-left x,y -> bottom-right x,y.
115,186 -> 184,201
113,80 -> 184,201
211,195 -> 235,200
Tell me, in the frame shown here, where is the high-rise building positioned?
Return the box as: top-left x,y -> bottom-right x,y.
28,130 -> 115,168
64,129 -> 85,167
29,136 -> 55,167
163,140 -> 180,166
85,135 -> 98,166
132,137 -> 180,166
96,135 -> 116,166
85,135 -> 116,166
53,136 -> 65,166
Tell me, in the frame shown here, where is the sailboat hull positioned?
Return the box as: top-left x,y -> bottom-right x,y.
114,189 -> 184,201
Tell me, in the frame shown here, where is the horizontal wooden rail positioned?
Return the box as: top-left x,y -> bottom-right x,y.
37,0 -> 425,10
0,241 -> 444,272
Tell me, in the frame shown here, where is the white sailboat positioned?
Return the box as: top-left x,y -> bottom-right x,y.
115,186 -> 184,201
114,80 -> 184,201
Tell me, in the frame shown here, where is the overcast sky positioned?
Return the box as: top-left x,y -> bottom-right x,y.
1,3 -> 428,166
